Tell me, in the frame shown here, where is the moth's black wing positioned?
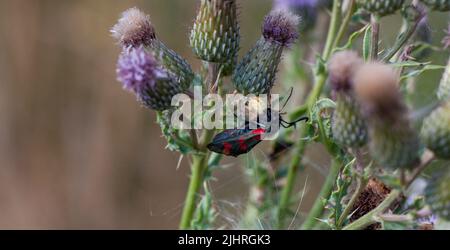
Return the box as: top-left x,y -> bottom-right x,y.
207,128 -> 265,157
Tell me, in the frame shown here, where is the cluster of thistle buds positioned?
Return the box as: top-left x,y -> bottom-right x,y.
112,1 -> 300,111
328,49 -> 448,169
328,46 -> 450,220
111,7 -> 195,111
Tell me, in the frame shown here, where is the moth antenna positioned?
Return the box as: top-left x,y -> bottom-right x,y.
281,87 -> 294,111
280,116 -> 309,128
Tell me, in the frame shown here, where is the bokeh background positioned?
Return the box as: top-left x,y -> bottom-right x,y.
0,0 -> 448,229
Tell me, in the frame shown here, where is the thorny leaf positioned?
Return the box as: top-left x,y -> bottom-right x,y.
311,98 -> 338,153
390,61 -> 432,68
400,65 -> 446,81
363,25 -> 372,61
157,110 -> 193,154
381,220 -> 413,230
191,183 -> 217,230
327,159 -> 356,229
335,24 -> 370,52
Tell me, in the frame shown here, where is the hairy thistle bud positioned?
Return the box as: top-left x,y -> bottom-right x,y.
190,0 -> 240,65
274,0 -> 319,32
116,47 -> 185,111
112,8 -> 195,89
425,167 -> 450,220
329,51 -> 368,148
356,0 -> 405,16
233,10 -> 299,95
421,0 -> 450,11
421,101 -> 450,159
354,63 -> 420,169
438,58 -> 450,100
111,7 -> 156,48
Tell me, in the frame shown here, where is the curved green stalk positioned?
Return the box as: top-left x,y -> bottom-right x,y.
370,14 -> 380,61
179,154 -> 207,229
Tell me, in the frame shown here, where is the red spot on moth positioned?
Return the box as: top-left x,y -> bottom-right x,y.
223,142 -> 232,155
251,128 -> 266,135
239,143 -> 248,151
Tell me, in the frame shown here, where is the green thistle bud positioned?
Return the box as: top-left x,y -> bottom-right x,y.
354,63 -> 420,169
233,39 -> 283,95
421,101 -> 450,159
356,0 -> 405,16
438,58 -> 450,101
150,40 -> 195,90
233,10 -> 299,95
221,54 -> 237,76
421,0 -> 450,11
112,7 -> 195,89
425,167 -> 450,220
329,51 -> 368,148
190,0 -> 240,64
332,94 -> 369,148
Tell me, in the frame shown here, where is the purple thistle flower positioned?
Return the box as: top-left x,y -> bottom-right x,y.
273,0 -> 318,31
116,47 -> 184,111
116,46 -> 165,94
262,10 -> 300,47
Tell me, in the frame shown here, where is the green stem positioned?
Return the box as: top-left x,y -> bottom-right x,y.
179,154 -> 207,229
179,61 -> 219,229
277,130 -> 308,228
289,104 -> 308,121
342,189 -> 401,230
277,0 -> 342,228
322,0 -> 342,60
337,175 -> 367,228
370,15 -> 380,61
301,159 -> 342,229
332,0 -> 356,49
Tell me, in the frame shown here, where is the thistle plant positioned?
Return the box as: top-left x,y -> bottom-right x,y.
233,10 -> 299,95
273,0 -> 319,32
329,51 -> 368,148
421,101 -> 450,159
190,0 -> 240,74
354,62 -> 420,169
116,47 -> 188,111
111,0 -> 450,230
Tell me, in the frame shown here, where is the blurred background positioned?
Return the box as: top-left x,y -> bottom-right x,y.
0,0 -> 448,229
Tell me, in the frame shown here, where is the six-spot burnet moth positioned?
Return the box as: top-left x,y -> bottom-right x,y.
207,89 -> 309,157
